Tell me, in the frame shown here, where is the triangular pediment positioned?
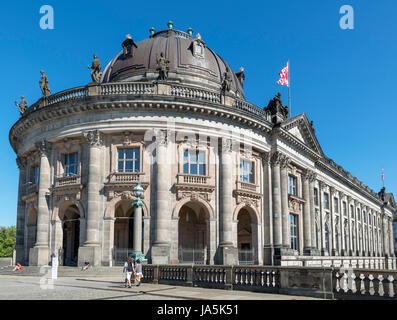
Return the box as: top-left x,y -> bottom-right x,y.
281,113 -> 324,156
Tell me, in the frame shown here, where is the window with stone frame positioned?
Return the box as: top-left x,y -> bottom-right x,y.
323,192 -> 330,210
350,205 -> 354,219
30,165 -> 39,185
325,223 -> 330,250
63,152 -> 79,176
314,188 -> 319,206
118,148 -> 140,173
290,213 -> 298,250
363,211 -> 366,223
288,175 -> 297,196
342,201 -> 347,217
333,197 -> 339,213
239,158 -> 254,183
183,149 -> 205,176
357,208 -> 361,221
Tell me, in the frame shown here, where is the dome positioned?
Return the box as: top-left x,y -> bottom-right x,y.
101,28 -> 245,99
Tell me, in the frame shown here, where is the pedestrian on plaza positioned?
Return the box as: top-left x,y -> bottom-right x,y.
12,262 -> 22,272
81,260 -> 90,271
134,259 -> 142,287
123,257 -> 134,288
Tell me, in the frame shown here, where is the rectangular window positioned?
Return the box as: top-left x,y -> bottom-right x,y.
333,197 -> 339,213
314,188 -> 319,206
30,166 -> 39,184
64,153 -> 79,176
183,150 -> 205,176
350,205 -> 354,219
239,159 -> 254,183
290,213 -> 298,250
357,209 -> 361,221
342,201 -> 347,217
288,175 -> 297,196
323,193 -> 330,210
118,148 -> 140,173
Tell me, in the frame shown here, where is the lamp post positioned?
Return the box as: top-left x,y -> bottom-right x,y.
130,181 -> 147,263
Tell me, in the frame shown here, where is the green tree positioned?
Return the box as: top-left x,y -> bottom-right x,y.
0,226 -> 16,257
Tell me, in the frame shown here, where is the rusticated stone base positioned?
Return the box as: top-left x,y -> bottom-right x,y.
29,246 -> 49,266
78,246 -> 101,267
151,245 -> 171,264
217,246 -> 238,265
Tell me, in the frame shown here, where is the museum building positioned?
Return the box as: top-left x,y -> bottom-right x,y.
9,24 -> 396,269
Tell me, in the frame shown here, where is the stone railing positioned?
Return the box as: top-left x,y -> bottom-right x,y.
108,172 -> 144,184
21,82 -> 272,125
333,268 -> 397,299
101,82 -> 155,95
177,174 -> 209,185
237,181 -> 258,193
142,265 -> 334,299
170,84 -> 221,104
54,175 -> 81,187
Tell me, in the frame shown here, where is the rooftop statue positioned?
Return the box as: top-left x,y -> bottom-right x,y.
122,34 -> 135,57
156,52 -> 170,80
87,54 -> 102,83
14,96 -> 28,116
39,70 -> 51,97
221,66 -> 232,92
267,92 -> 289,121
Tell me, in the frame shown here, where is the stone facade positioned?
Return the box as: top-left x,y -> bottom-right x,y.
9,27 -> 396,269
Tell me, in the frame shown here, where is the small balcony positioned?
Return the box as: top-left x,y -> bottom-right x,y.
26,183 -> 38,194
177,174 -> 209,185
108,172 -> 145,184
55,174 -> 81,188
237,181 -> 259,193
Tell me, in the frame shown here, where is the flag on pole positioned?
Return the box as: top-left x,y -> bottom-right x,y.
382,168 -> 384,183
276,61 -> 289,87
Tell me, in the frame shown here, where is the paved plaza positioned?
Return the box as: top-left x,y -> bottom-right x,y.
0,275 -> 321,300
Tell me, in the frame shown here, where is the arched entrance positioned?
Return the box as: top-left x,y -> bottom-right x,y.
234,206 -> 260,265
178,202 -> 208,264
61,205 -> 80,266
114,202 -> 134,250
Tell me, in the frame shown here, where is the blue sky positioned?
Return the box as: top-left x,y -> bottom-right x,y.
0,0 -> 396,226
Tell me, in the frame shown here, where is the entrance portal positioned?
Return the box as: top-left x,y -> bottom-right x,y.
61,205 -> 80,266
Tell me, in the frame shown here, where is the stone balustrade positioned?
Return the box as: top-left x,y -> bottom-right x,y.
108,172 -> 144,184
21,82 -> 271,123
54,175 -> 81,187
238,181 -> 258,193
177,174 -> 208,185
26,183 -> 38,194
142,265 -> 335,299
334,268 -> 397,299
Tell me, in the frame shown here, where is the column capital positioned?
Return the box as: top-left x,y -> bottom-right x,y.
302,168 -> 316,182
338,191 -> 346,199
319,180 -> 327,191
347,195 -> 352,203
155,129 -> 168,147
270,151 -> 282,168
221,137 -> 232,153
329,186 -> 337,196
84,130 -> 104,147
260,152 -> 270,165
35,140 -> 52,157
354,199 -> 360,207
279,154 -> 291,169
16,156 -> 27,170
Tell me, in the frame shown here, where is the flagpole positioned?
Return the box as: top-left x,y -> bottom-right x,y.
288,59 -> 291,118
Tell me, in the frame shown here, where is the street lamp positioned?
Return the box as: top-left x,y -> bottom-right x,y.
130,181 -> 147,263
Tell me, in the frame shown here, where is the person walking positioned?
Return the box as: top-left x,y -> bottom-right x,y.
134,259 -> 143,287
123,257 -> 134,288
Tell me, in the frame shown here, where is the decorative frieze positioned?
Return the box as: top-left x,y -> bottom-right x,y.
83,130 -> 104,147
35,140 -> 52,157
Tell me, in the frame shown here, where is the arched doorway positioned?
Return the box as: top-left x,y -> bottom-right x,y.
26,208 -> 37,263
178,202 -> 208,264
236,208 -> 255,265
61,205 -> 80,266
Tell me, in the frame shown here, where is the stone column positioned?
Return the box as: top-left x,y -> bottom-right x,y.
133,206 -> 143,252
339,192 -> 345,256
270,152 -> 282,252
388,218 -> 394,257
29,141 -> 51,266
347,196 -> 353,255
280,155 -> 290,250
151,131 -> 172,264
302,169 -> 312,254
78,130 -> 103,266
319,181 -> 328,255
309,173 -> 317,253
262,153 -> 274,265
329,187 -> 337,256
354,200 -> 360,256
217,138 -> 237,265
15,157 -> 27,264
102,217 -> 115,266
